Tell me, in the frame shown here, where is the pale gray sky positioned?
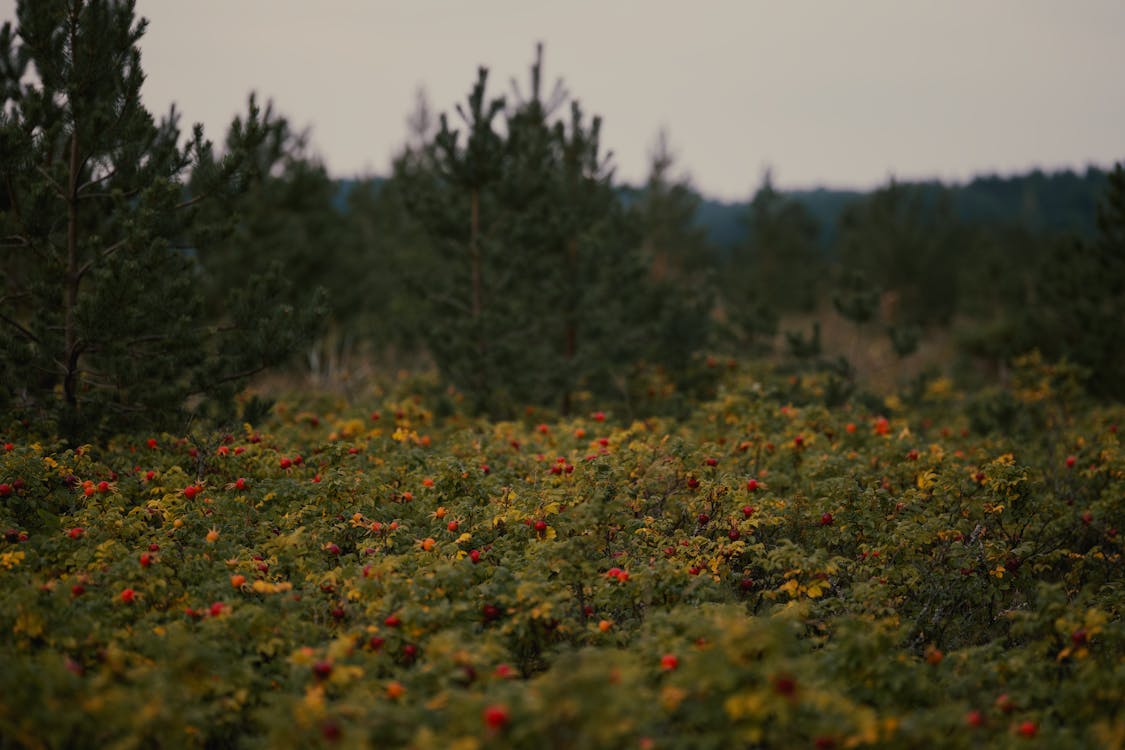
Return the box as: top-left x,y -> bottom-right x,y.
4,1 -> 1124,200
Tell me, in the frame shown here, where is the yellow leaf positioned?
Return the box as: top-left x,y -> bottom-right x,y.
724,691 -> 766,719
917,470 -> 938,490
779,579 -> 800,597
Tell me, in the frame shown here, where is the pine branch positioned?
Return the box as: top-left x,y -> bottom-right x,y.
200,364 -> 269,391
36,165 -> 68,200
175,192 -> 209,210
0,311 -> 40,343
77,165 -> 119,194
76,239 -> 127,281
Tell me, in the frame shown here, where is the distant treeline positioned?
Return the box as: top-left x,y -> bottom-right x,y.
339,166 -> 1111,253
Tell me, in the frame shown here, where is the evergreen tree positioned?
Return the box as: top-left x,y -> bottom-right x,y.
836,180 -> 961,325
632,130 -> 714,281
1025,163 -> 1125,400
732,171 -> 824,313
0,0 -> 322,441
394,46 -> 700,415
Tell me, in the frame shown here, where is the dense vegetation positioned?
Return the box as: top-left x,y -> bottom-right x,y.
1,3 -> 1123,748
1,356 -> 1122,748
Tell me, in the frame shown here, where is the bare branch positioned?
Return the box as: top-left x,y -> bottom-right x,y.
76,239 -> 127,280
36,165 -> 68,200
0,311 -> 40,344
77,165 -> 119,194
175,192 -> 209,210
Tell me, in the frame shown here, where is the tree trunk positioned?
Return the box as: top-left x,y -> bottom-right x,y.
561,237 -> 578,415
470,188 -> 482,323
63,9 -> 82,410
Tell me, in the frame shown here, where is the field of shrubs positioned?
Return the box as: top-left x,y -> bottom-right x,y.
0,355 -> 1122,749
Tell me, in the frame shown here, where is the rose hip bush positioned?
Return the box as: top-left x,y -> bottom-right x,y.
0,357 -> 1121,749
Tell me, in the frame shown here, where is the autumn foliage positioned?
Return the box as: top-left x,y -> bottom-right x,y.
0,356 -> 1121,748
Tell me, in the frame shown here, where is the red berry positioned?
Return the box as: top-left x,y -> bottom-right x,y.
139,552 -> 153,567
384,614 -> 401,628
120,588 -> 136,604
183,485 -> 200,500
1065,455 -> 1076,468
534,520 -> 547,533
469,549 -> 481,564
965,709 -> 984,728
313,661 -> 333,680
279,457 -> 292,469
741,505 -> 755,517
772,675 -> 797,696
1071,629 -> 1088,646
660,653 -> 679,671
746,479 -> 759,492
593,411 -> 605,422
68,527 -> 84,540
71,584 -> 85,597
320,720 -> 341,742
482,704 -> 509,730
705,457 -> 718,467
235,477 -> 248,490
819,512 -> 834,526
1017,721 -> 1038,738
0,484 -> 11,497
325,543 -> 341,555
728,528 -> 741,541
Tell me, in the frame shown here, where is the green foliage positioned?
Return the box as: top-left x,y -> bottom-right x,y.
393,46 -> 706,416
0,0 -> 324,443
0,355 -> 1121,748
726,171 -> 826,314
837,181 -> 962,326
1022,163 -> 1125,401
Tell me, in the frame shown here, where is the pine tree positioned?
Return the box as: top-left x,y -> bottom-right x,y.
0,0 -> 322,441
1026,163 -> 1125,400
732,170 -> 824,313
394,46 -> 700,415
836,180 -> 961,325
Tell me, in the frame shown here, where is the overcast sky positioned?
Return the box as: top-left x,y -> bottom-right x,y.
4,1 -> 1124,200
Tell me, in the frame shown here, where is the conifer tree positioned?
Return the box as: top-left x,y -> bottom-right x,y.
0,0 -> 322,441
1026,162 -> 1125,400
732,171 -> 824,313
394,46 -> 698,415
